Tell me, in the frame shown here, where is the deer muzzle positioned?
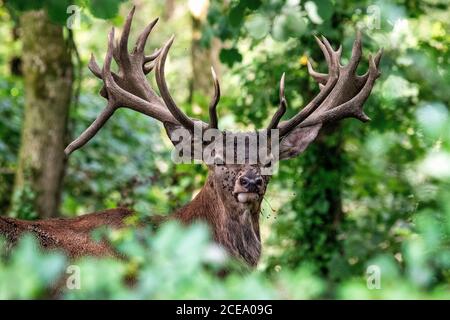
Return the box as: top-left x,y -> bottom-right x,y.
236,192 -> 260,203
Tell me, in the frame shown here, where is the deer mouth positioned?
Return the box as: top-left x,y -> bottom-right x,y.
236,192 -> 260,203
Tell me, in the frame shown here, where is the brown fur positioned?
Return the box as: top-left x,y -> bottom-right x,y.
0,166 -> 266,266
0,208 -> 132,258
173,173 -> 263,266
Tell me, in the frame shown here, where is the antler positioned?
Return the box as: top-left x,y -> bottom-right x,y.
267,72 -> 287,130
155,37 -> 221,131
65,7 -> 221,156
272,31 -> 382,138
67,8 -> 380,161
208,67 -> 220,129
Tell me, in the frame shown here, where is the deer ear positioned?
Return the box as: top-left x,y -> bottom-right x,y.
279,124 -> 322,160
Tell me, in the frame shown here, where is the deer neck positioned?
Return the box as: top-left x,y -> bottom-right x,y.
175,174 -> 262,266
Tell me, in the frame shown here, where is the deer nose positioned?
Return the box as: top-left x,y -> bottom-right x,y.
239,176 -> 263,192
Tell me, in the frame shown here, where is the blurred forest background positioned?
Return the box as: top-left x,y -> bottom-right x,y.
0,0 -> 449,299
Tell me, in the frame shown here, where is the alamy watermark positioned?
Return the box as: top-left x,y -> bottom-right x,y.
366,265 -> 381,290
67,5 -> 82,29
66,265 -> 81,290
355,5 -> 382,31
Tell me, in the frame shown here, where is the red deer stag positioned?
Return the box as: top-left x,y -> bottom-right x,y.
0,8 -> 382,267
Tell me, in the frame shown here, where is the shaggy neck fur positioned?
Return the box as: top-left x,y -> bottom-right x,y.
174,175 -> 262,266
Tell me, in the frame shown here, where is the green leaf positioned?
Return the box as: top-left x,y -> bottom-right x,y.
312,0 -> 333,21
207,3 -> 221,24
242,0 -> 262,11
45,0 -> 72,25
272,12 -> 306,41
245,14 -> 270,40
272,15 -> 289,41
416,102 -> 448,139
8,0 -> 45,11
89,0 -> 123,19
228,3 -> 245,27
216,16 -> 234,40
304,1 -> 323,24
219,47 -> 242,67
285,11 -> 306,37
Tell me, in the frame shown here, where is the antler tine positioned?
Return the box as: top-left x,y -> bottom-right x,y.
116,6 -> 135,69
64,103 -> 116,156
145,47 -> 162,63
336,45 -> 343,58
278,37 -> 340,137
298,54 -> 381,128
277,32 -> 383,139
346,30 -> 362,73
359,47 -> 383,82
89,52 -> 118,99
267,72 -> 287,130
113,39 -> 121,65
374,48 -> 383,66
321,35 -> 342,73
65,28 -> 118,156
307,60 -> 328,85
143,48 -> 162,75
67,9 -> 201,156
100,28 -> 164,114
314,35 -> 330,67
133,17 -> 162,75
88,8 -> 137,80
103,28 -> 116,85
155,36 -> 195,131
208,66 -> 220,129
135,17 -> 159,53
307,35 -> 341,86
88,53 -> 102,79
352,54 -> 381,119
143,61 -> 156,74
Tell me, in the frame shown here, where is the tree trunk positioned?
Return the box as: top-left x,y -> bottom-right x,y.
12,10 -> 73,218
163,0 -> 176,21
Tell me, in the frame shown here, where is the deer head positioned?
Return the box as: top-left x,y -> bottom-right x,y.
65,7 -> 382,266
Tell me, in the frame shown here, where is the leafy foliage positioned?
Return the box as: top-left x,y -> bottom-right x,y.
0,78 -> 22,212
0,234 -> 67,299
7,0 -> 127,22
